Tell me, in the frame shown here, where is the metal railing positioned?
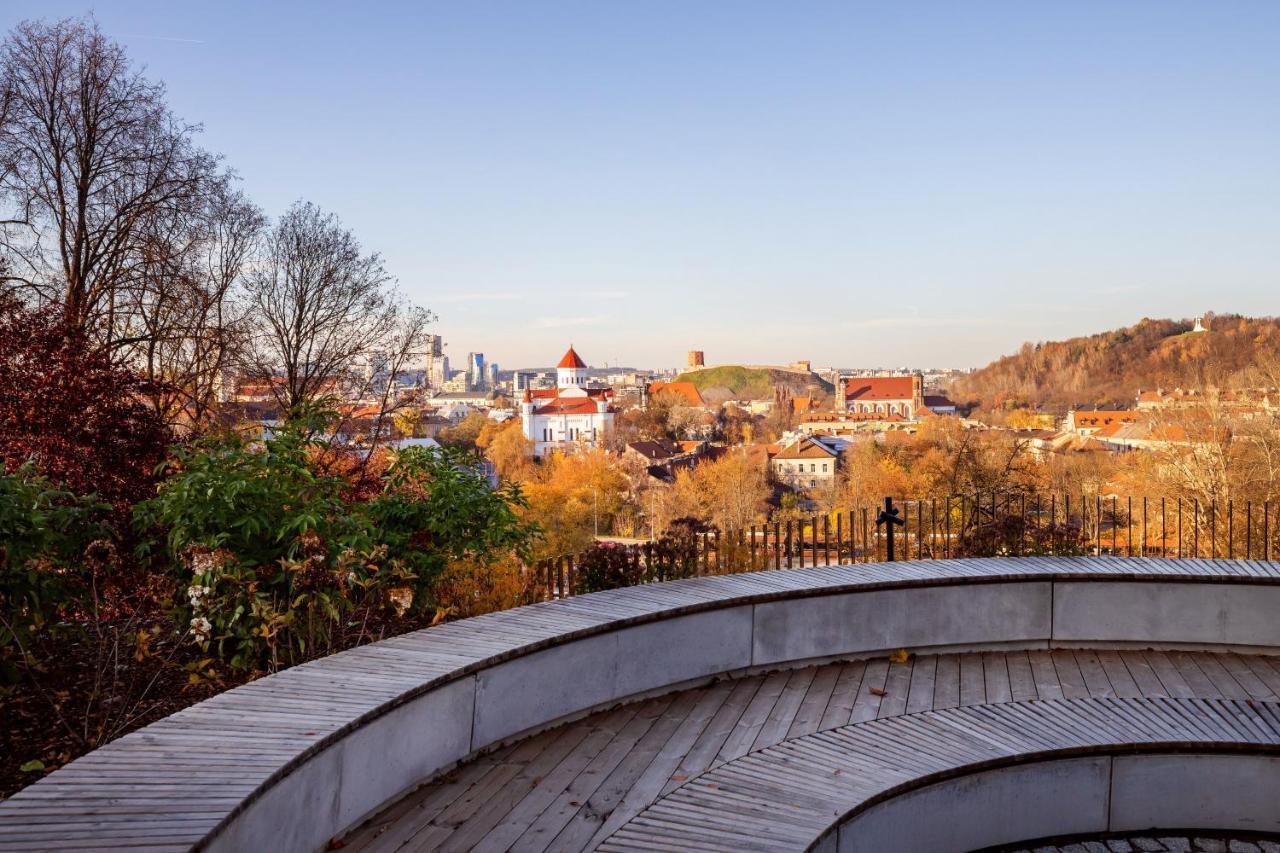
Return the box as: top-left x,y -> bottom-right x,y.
535,493 -> 1277,599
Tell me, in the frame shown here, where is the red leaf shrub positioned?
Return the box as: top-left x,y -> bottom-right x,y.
0,294 -> 171,512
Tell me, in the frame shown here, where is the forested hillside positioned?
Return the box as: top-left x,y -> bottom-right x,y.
950,314 -> 1280,413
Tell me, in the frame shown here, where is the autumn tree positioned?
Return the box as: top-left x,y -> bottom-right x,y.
477,418 -> 535,482
522,449 -> 628,558
438,411 -> 490,450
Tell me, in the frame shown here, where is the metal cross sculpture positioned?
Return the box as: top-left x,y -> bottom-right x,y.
875,496 -> 905,561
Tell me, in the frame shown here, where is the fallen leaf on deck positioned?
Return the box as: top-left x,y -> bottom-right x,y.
869,687 -> 888,697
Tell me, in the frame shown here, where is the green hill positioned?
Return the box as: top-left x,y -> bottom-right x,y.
950,313 -> 1280,413
676,365 -> 833,401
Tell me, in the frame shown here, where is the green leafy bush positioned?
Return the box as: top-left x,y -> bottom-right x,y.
136,414 -> 539,671
0,463 -> 111,653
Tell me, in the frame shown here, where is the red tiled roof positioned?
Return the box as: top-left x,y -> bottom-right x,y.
843,376 -> 914,401
648,381 -> 705,407
774,437 -> 839,460
534,399 -> 605,415
530,387 -> 609,400
557,346 -> 587,369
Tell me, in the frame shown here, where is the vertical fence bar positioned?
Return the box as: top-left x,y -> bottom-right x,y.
1247,501 -> 1253,560
1228,500 -> 1234,559
1139,498 -> 1146,557
1065,494 -> 1072,550
835,512 -> 844,563
1162,494 -> 1172,555
1126,496 -> 1133,557
1193,500 -> 1199,558
785,520 -> 793,569
1094,494 -> 1102,556
773,522 -> 781,570
1177,498 -> 1183,559
1211,501 -> 1217,559
1265,500 -> 1271,561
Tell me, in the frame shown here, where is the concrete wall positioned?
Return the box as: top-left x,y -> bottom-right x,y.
837,753 -> 1280,853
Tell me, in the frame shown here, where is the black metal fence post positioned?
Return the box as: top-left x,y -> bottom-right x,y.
876,497 -> 905,561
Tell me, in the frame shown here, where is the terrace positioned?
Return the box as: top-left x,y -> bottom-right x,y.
3,553 -> 1280,852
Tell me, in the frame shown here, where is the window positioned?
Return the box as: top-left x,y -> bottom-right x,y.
810,480 -> 817,488
822,463 -> 828,472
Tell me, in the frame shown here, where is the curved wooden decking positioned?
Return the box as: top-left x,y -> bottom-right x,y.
341,649 -> 1280,852
4,557 -> 1280,853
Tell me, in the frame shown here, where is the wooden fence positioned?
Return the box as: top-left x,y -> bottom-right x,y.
535,493 -> 1276,599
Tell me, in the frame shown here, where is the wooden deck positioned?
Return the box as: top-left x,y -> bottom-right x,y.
341,649 -> 1280,852
6,558 -> 1280,852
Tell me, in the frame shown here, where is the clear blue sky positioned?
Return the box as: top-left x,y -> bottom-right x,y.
4,2 -> 1278,370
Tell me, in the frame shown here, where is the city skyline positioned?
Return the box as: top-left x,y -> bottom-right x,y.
3,1 -> 1277,368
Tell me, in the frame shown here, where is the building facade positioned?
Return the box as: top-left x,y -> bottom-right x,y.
521,345 -> 615,457
770,435 -> 840,490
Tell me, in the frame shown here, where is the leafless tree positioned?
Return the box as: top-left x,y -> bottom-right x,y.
242,200 -> 431,414
0,16 -> 217,340
122,182 -> 264,429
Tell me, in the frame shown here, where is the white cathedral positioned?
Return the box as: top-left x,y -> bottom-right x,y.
521,346 -> 615,457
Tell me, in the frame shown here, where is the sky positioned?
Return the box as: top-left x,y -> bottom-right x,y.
3,2 -> 1278,370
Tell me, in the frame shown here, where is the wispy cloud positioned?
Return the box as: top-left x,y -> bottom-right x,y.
116,33 -> 206,44
534,315 -> 612,329
585,289 -> 629,299
434,292 -> 523,304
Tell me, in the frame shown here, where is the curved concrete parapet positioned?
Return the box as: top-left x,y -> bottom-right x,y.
599,697 -> 1280,852
1,557 -> 1279,852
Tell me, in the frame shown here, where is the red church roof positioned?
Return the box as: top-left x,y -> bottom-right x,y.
843,376 -> 915,401
557,346 -> 587,369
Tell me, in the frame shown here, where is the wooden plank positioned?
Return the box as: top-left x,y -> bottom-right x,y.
959,654 -> 986,706
1167,650 -> 1219,697
547,689 -> 708,853
751,668 -> 817,750
818,661 -> 866,730
849,659 -> 890,723
982,652 -> 1012,704
1191,654 -> 1253,700
508,698 -> 674,852
1143,650 -> 1196,699
1073,650 -> 1115,698
1239,655 -> 1280,700
1026,650 -> 1064,700
581,681 -> 739,850
785,664 -> 842,739
715,671 -> 790,764
1005,651 -> 1038,702
904,654 -> 938,714
662,678 -> 763,795
876,658 -> 914,718
932,654 -> 961,709
1050,650 -> 1089,699
1117,650 -> 1168,699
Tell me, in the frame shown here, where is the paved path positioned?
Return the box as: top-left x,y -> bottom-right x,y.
341,649 -> 1280,852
